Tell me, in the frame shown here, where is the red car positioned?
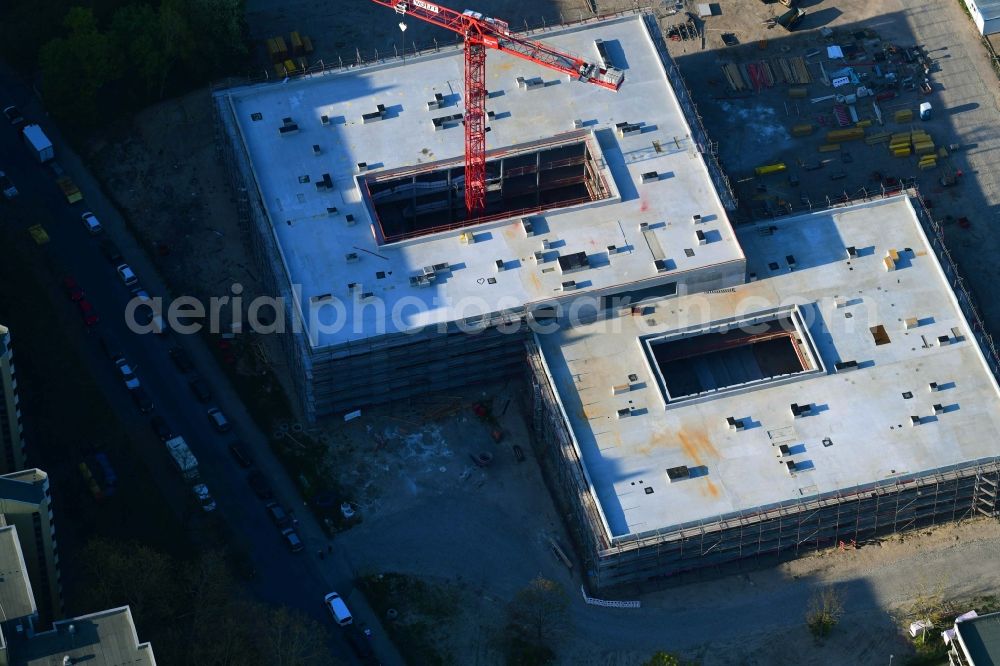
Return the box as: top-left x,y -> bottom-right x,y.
62,276 -> 84,302
77,299 -> 99,326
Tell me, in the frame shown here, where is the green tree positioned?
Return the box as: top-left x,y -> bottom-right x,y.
643,652 -> 682,666
805,586 -> 845,639
79,537 -> 179,628
255,606 -> 339,666
39,7 -> 121,128
506,577 -> 570,644
182,0 -> 248,73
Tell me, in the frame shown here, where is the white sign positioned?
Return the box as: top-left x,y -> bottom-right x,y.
414,0 -> 440,13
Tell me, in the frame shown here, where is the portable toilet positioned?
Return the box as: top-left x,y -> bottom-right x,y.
920,102 -> 932,120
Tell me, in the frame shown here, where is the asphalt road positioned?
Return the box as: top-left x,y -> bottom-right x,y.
0,69 -> 402,666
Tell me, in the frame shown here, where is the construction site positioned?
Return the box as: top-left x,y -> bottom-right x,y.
207,0 -> 1000,592
215,10 -> 740,422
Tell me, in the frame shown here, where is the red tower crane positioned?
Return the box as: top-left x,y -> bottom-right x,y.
370,0 -> 624,216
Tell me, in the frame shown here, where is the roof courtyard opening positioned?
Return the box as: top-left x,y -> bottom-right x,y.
644,306 -> 824,404
362,132 -> 613,243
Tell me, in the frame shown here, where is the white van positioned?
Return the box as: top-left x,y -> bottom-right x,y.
323,592 -> 353,626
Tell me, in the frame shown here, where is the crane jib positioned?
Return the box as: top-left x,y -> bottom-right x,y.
413,0 -> 440,13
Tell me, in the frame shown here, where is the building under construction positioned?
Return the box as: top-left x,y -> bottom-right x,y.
215,9 -> 1000,587
214,12 -> 737,421
529,195 -> 1000,589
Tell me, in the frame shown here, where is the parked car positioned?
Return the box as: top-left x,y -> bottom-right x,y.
115,358 -> 140,389
324,592 -> 353,626
62,276 -> 84,302
80,212 -> 102,235
3,105 -> 24,125
169,347 -> 194,373
0,171 -> 17,199
130,387 -> 153,413
150,415 -> 172,441
280,527 -> 304,552
77,299 -> 99,326
116,263 -> 138,286
193,483 -> 217,512
228,441 -> 252,468
206,406 -> 231,433
247,471 -> 273,500
188,376 -> 211,402
99,239 -> 123,264
265,501 -> 291,529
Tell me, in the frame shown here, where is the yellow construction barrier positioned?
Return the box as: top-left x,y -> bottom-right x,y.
865,132 -> 891,144
894,109 -> 914,122
893,147 -> 912,157
788,87 -> 808,98
819,143 -> 841,152
825,128 -> 865,142
856,120 -> 872,128
791,124 -> 813,137
754,163 -> 787,176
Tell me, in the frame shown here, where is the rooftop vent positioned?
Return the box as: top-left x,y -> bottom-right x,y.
666,465 -> 690,482
278,117 -> 299,135
521,218 -> 535,237
834,360 -> 858,372
357,162 -> 368,173
345,252 -> 359,263
654,259 -> 672,273
929,381 -> 940,392
560,280 -> 577,291
726,416 -> 746,431
778,443 -> 791,457
612,383 -> 631,395
696,229 -> 707,245
326,206 -> 338,216
616,121 -> 642,137
426,92 -> 445,110
315,173 -> 333,191
495,259 -> 505,272
846,246 -> 858,259
313,144 -> 321,156
431,113 -> 463,130
573,119 -> 583,129
409,275 -> 435,288
785,460 -> 796,475
640,171 -> 658,184
459,231 -> 475,245
790,402 -> 812,418
557,252 -> 590,274
617,407 -> 631,419
910,415 -> 921,427
361,104 -> 387,124
786,254 -> 797,269
321,114 -> 330,125
692,214 -> 703,224
933,403 -> 944,415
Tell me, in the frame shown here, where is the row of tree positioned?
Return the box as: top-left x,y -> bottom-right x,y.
80,538 -> 337,665
0,0 -> 247,129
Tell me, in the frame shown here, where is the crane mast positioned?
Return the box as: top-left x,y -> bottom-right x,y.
370,0 -> 623,216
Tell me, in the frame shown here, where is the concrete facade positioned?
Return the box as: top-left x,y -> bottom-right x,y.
529,195 -> 1000,588
963,0 -> 1000,34
0,326 -> 26,474
0,470 -> 61,628
0,526 -> 153,666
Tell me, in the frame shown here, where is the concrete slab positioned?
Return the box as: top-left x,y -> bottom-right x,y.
217,14 -> 742,348
535,195 -> 1000,541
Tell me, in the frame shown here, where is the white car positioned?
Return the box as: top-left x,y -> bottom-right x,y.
193,484 -> 217,512
81,212 -> 103,234
116,263 -> 138,286
115,358 -> 140,389
324,592 -> 353,626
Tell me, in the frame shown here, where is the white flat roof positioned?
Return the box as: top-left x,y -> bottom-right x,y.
535,196 -> 1000,541
220,14 -> 742,348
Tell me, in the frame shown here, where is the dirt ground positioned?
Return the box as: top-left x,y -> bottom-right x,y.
83,0 -> 1000,664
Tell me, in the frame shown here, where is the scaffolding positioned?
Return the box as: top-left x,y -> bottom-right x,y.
527,338 -> 1000,590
